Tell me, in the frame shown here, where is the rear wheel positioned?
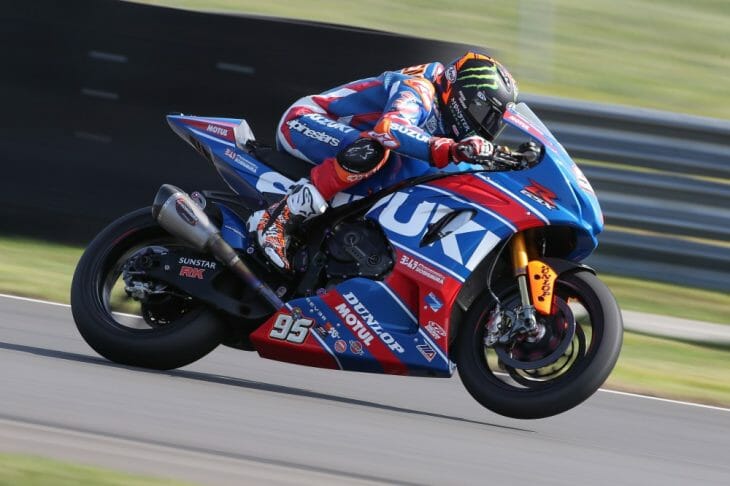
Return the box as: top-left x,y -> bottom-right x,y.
456,270 -> 623,419
71,208 -> 227,370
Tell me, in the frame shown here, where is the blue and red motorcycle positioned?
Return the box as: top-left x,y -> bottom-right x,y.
71,102 -> 623,419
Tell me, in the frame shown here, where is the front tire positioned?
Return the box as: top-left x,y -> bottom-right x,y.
456,270 -> 623,419
71,208 -> 227,370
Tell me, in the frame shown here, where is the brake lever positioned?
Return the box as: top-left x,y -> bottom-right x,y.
474,152 -> 523,171
495,152 -> 523,168
497,148 -> 542,169
514,149 -> 540,165
472,143 -> 541,171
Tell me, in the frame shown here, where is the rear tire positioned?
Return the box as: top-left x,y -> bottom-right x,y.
71,208 -> 227,370
456,270 -> 623,419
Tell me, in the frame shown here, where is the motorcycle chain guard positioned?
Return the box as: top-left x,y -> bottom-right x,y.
132,247 -> 271,321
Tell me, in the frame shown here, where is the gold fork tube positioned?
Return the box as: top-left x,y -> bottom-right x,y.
511,232 -> 529,277
511,232 -> 531,306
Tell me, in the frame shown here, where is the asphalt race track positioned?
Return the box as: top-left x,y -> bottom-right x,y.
1,295 -> 728,485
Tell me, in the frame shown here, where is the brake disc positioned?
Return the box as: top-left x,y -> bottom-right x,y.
494,299 -> 576,370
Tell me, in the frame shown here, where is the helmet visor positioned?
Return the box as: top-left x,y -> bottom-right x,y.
466,97 -> 505,140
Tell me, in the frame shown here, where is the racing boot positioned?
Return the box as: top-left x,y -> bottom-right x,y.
256,178 -> 327,271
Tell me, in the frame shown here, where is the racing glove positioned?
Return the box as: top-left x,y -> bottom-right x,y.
429,135 -> 495,168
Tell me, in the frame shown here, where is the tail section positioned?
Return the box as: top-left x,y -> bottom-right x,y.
167,114 -> 245,147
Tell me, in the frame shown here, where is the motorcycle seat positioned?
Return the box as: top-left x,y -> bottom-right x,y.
252,145 -> 316,181
233,119 -> 315,181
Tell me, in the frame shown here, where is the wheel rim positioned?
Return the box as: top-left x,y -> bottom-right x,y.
475,278 -> 603,391
94,229 -> 201,333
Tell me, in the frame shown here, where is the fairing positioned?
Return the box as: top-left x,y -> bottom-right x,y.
166,104 -> 603,376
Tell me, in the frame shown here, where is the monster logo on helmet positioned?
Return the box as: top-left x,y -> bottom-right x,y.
436,52 -> 518,141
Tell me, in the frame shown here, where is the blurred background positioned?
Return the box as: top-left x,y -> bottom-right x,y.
140,0 -> 730,117
1,0 -> 727,294
0,0 -> 728,396
1,1 -> 729,482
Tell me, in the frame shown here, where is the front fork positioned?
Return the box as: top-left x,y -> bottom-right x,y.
511,232 -> 534,318
487,232 -> 551,345
510,233 -> 544,340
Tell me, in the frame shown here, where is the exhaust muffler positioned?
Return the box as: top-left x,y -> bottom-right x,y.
152,184 -> 284,311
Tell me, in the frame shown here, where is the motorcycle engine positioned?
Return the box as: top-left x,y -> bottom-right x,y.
325,220 -> 393,280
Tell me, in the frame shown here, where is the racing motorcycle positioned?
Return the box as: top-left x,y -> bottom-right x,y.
71,102 -> 623,419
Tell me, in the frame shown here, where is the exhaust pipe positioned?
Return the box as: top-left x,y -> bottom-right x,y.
152,184 -> 284,311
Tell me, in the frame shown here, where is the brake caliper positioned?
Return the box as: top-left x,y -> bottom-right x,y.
122,246 -> 170,302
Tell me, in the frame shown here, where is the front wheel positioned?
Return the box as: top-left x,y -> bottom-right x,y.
456,270 -> 623,419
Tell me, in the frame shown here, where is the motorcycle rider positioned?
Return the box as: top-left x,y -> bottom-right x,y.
257,51 -> 519,271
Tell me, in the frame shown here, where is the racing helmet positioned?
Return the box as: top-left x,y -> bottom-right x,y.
435,52 -> 518,141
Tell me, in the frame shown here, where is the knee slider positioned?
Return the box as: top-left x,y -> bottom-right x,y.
336,138 -> 386,174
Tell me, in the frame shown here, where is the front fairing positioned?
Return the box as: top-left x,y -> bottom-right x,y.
168,106 -> 602,263
363,103 -> 604,263
495,103 -> 604,259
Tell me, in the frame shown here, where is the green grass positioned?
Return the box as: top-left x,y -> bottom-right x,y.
602,274 -> 729,325
609,332 -> 730,407
0,237 -> 82,304
0,454 -> 190,486
134,0 -> 730,119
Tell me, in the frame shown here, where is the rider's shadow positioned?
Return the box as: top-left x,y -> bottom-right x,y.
0,340 -> 533,433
